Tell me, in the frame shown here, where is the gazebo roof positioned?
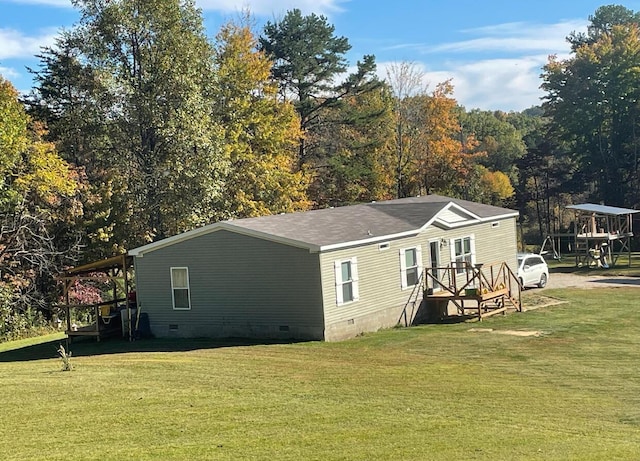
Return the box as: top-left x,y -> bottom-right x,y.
566,203 -> 640,216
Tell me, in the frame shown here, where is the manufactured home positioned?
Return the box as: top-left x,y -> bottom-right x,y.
129,195 -> 519,341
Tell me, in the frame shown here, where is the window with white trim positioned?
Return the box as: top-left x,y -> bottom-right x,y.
450,236 -> 475,274
400,246 -> 422,289
171,267 -> 191,310
334,257 -> 359,305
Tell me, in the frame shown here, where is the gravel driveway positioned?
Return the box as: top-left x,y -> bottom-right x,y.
544,272 -> 640,289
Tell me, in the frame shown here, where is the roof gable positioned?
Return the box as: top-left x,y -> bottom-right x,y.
129,195 -> 518,257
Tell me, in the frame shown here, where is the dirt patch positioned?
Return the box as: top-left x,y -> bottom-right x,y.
468,328 -> 543,337
521,294 -> 567,312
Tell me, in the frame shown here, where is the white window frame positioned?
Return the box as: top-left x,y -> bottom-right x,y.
170,267 -> 191,310
334,257 -> 359,305
450,236 -> 476,274
400,246 -> 423,290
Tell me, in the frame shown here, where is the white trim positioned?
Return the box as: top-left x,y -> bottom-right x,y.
400,246 -> 422,290
470,235 -> 477,266
318,212 -> 517,251
335,257 -> 359,305
451,235 -> 476,274
130,221 -> 319,257
428,239 -> 442,292
170,267 -> 191,310
351,257 -> 359,301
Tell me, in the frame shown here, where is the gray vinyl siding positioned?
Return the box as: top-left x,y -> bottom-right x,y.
134,230 -> 323,340
470,217 -> 518,270
319,217 -> 518,340
438,218 -> 518,267
320,232 -> 438,341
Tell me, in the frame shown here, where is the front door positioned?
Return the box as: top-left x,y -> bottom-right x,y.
429,240 -> 441,291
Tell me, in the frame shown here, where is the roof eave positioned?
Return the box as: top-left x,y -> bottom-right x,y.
318,229 -> 421,252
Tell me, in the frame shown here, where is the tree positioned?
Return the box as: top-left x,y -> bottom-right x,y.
542,14 -> 640,206
29,0 -> 227,252
311,84 -> 396,206
569,4 -> 640,50
211,19 -> 310,217
259,9 -> 381,172
514,118 -> 583,243
1,76 -> 84,339
413,81 -> 481,197
385,61 -> 429,198
477,167 -> 514,206
460,109 -> 526,178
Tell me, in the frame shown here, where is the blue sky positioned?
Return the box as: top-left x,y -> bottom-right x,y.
1,0 -> 638,111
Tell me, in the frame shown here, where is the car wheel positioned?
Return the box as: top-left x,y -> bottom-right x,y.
538,273 -> 548,288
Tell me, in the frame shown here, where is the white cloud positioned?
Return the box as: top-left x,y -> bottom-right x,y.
377,55 -> 555,112
386,20 -> 587,55
377,19 -> 588,111
0,28 -> 58,60
442,56 -> 550,111
0,66 -> 20,79
196,0 -> 347,16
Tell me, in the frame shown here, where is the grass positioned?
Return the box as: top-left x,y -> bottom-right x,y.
546,251 -> 640,276
1,288 -> 640,460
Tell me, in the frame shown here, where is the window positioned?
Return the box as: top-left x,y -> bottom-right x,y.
451,236 -> 475,274
525,256 -> 544,267
171,267 -> 191,310
334,258 -> 359,305
400,246 -> 422,289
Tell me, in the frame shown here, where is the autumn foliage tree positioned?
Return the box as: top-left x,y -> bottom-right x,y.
385,75 -> 481,198
212,19 -> 309,217
1,76 -> 84,340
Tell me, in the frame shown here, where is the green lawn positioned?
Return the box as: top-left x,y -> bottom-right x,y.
1,288 -> 639,460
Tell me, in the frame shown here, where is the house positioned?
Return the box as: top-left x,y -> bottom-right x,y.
128,195 -> 519,341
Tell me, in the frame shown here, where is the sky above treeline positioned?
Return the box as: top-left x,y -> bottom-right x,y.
2,0 -> 638,111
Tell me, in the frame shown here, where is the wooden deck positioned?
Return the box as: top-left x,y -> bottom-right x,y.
65,302 -> 124,341
399,261 -> 521,325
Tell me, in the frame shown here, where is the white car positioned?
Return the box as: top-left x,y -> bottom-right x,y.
517,253 -> 549,289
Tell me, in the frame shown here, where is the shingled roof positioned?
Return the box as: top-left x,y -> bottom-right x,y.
129,194 -> 518,256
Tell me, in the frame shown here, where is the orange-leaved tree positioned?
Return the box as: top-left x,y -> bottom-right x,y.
413,80 -> 482,197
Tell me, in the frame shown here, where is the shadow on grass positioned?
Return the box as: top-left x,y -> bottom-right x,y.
0,336 -> 305,363
590,278 -> 640,286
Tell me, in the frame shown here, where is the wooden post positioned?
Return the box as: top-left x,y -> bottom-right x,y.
64,278 -> 72,334
123,255 -> 131,341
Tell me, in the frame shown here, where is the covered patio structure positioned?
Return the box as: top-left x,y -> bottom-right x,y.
56,254 -> 135,342
566,203 -> 639,268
